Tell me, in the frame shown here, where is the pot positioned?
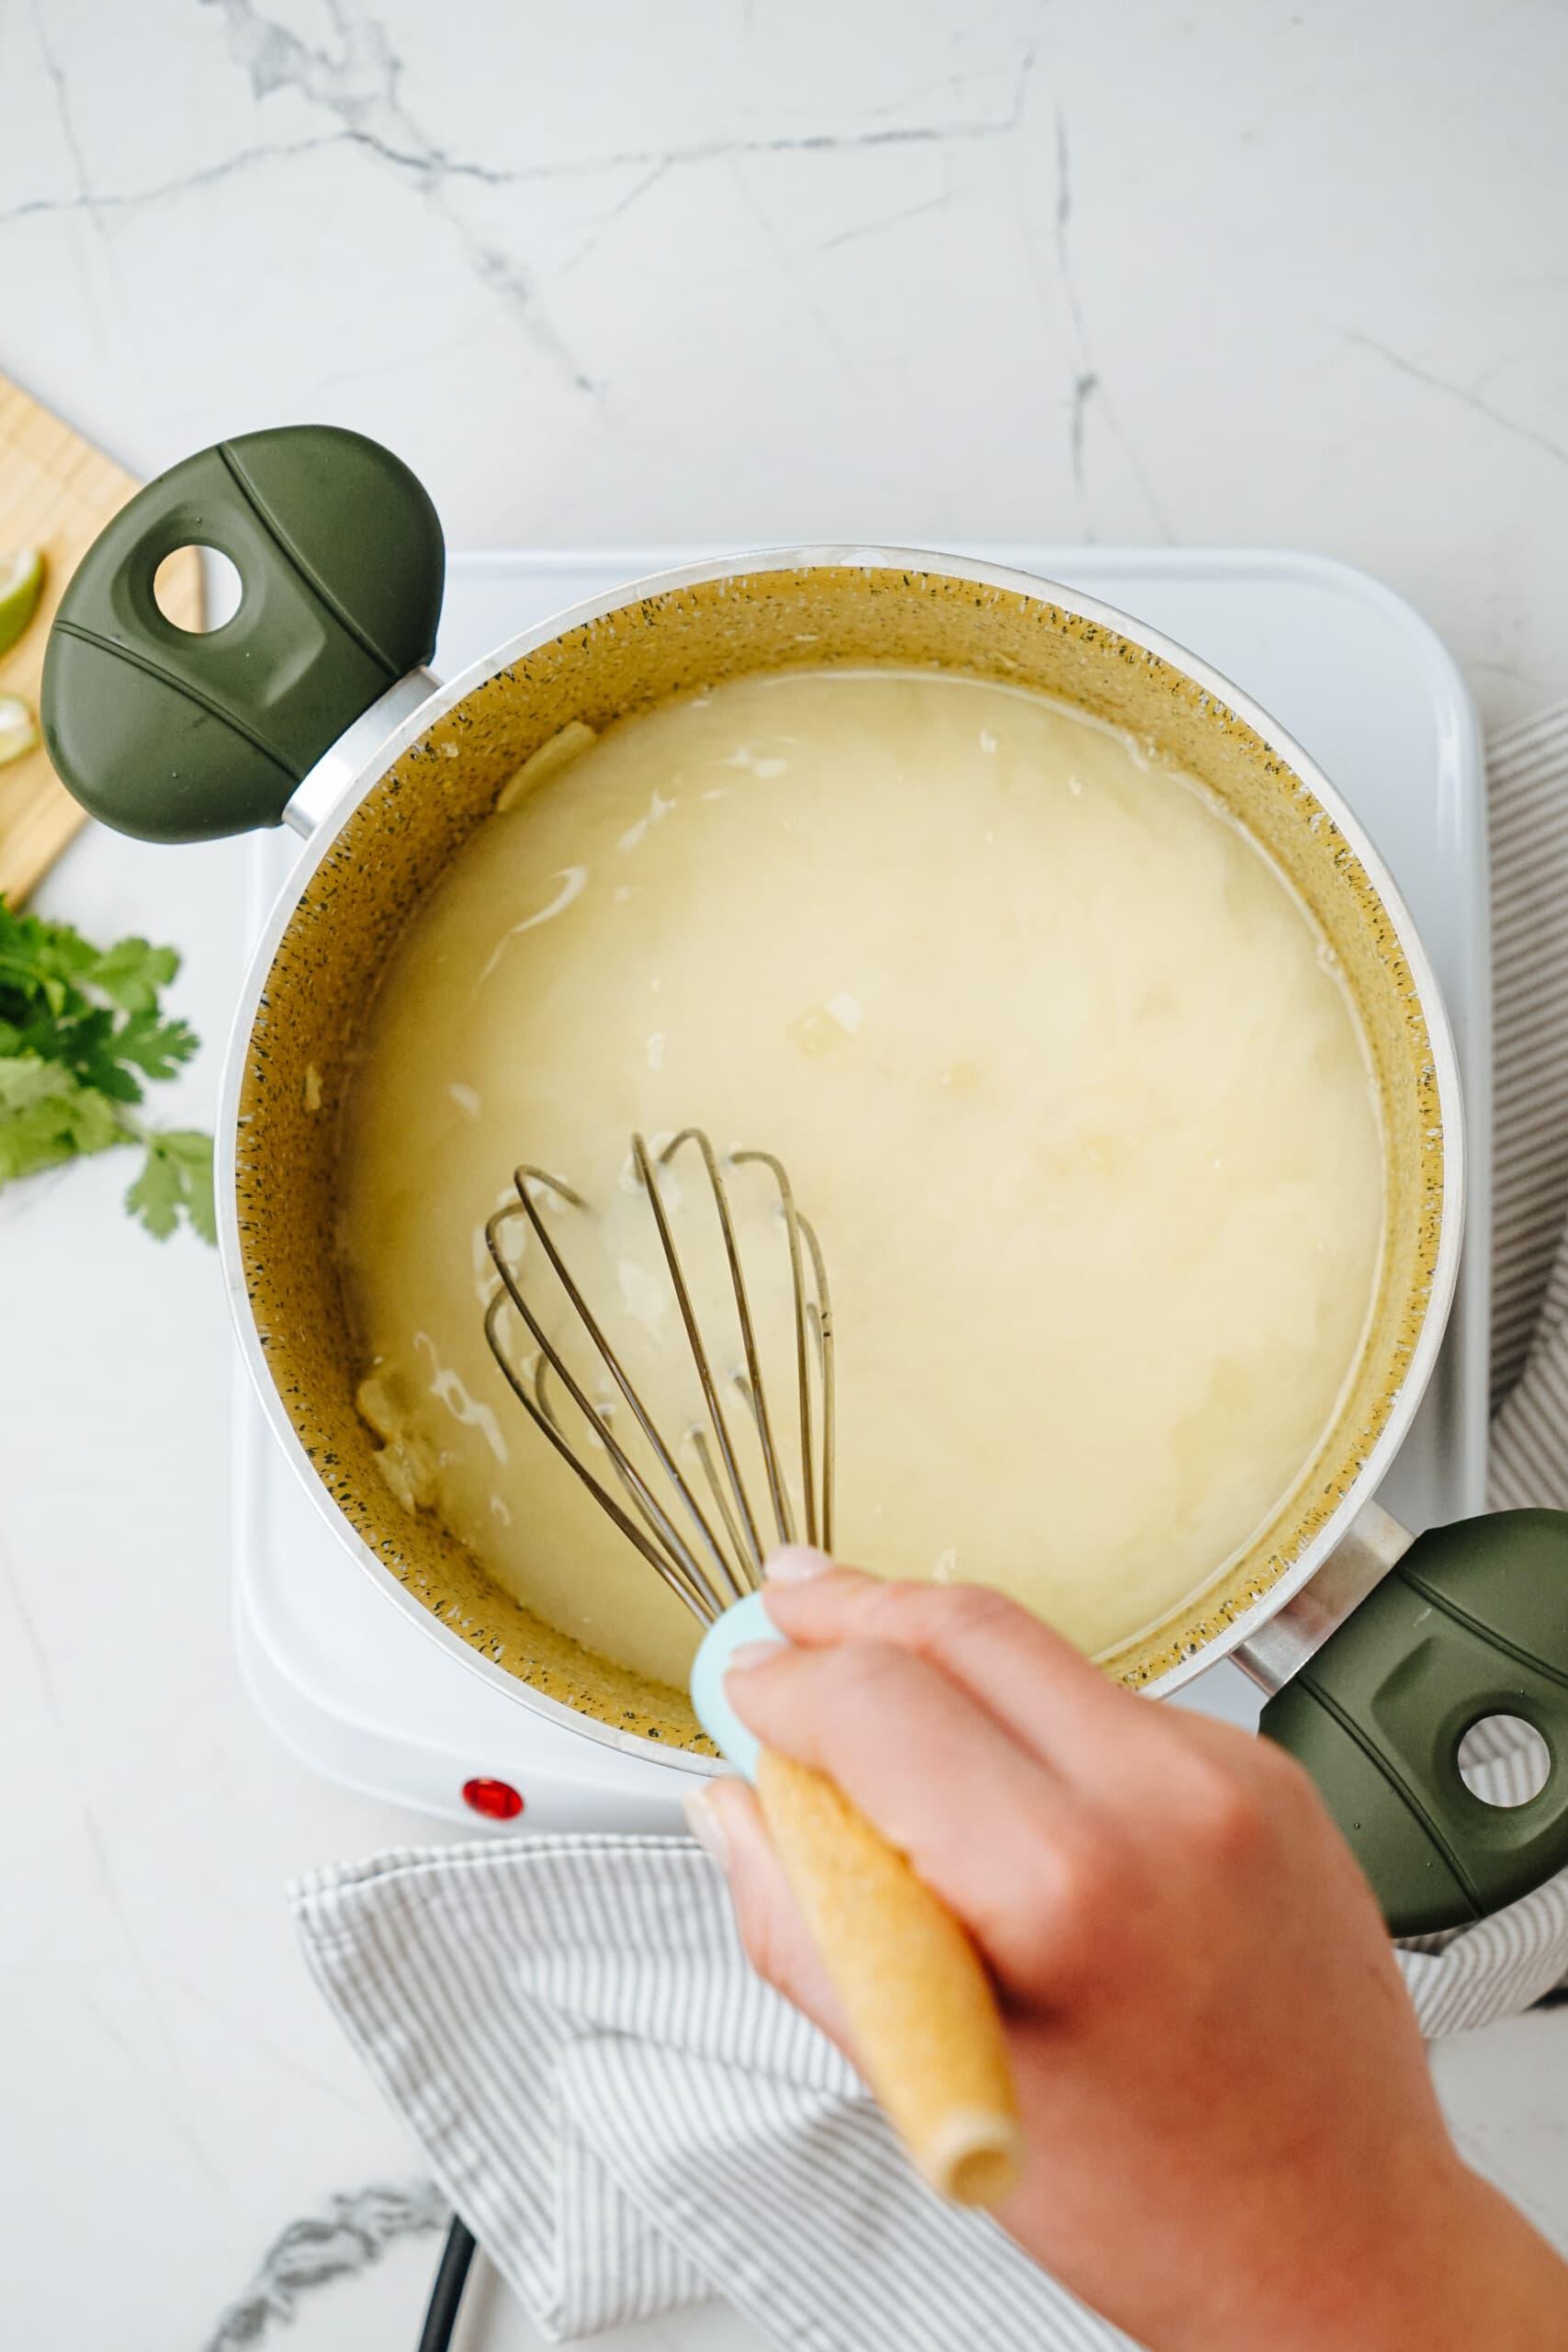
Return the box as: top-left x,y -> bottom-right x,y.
43,424 -> 1568,1935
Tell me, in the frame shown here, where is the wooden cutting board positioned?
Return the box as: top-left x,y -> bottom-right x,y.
0,374 -> 200,903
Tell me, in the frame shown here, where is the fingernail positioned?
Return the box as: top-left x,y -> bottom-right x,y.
764,1544 -> 833,1584
726,1638 -> 784,1675
683,1783 -> 730,1866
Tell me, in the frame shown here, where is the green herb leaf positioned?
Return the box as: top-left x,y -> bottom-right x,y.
14,1002 -> 143,1101
115,1007 -> 199,1082
87,935 -> 181,1012
126,1128 -> 216,1242
0,894 -> 213,1242
0,1055 -> 127,1181
0,901 -> 99,1011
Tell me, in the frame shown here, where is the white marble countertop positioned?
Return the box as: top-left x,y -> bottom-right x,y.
4,4 -> 1568,2347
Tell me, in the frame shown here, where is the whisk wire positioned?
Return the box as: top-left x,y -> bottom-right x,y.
480,1288 -> 709,1615
631,1133 -> 766,1592
689,1424 -> 761,1571
803,1214 -> 836,1555
484,1179 -> 737,1617
649,1129 -> 796,1560
482,1130 -> 835,1627
735,1147 -> 834,1555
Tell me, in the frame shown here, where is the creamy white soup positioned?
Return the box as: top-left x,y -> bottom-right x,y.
338,667 -> 1383,1685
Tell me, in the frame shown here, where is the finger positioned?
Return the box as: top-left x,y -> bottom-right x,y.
684,1778 -> 854,2055
727,1636 -> 1089,1993
761,1553 -> 1155,1781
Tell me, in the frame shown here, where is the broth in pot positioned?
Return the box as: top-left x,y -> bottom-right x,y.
337,665 -> 1384,1687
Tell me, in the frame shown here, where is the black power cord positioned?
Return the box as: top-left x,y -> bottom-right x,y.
417,2216 -> 477,2352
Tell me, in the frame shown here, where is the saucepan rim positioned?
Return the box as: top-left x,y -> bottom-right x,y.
216,542 -> 1464,1771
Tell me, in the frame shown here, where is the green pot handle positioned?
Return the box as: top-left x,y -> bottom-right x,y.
41,424 -> 445,842
1260,1510 -> 1568,1935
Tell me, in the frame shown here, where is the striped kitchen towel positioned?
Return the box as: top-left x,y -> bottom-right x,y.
293,1803 -> 1568,2352
292,701 -> 1568,2350
1490,705 -> 1568,1496
295,1837 -> 1125,2348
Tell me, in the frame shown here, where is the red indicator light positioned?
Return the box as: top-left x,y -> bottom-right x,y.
462,1776 -> 525,1820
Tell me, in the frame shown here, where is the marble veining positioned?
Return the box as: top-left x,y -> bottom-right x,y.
5,5 -> 1568,2346
0,0 -> 1562,709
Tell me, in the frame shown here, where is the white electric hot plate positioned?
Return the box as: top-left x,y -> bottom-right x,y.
234,547 -> 1490,1829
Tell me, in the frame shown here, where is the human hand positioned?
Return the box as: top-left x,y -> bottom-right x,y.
685,1552 -> 1568,2352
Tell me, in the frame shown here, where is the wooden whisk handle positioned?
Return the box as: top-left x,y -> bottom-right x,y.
754,1747 -> 1023,2206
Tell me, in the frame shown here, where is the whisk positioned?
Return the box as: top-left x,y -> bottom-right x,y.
484,1129 -> 833,1623
482,1127 -> 1022,2208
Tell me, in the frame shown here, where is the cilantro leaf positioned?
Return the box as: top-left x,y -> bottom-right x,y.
0,894 -> 213,1243
11,1002 -> 144,1101
0,901 -> 99,1012
0,1056 -> 127,1181
114,1007 -> 199,1082
127,1128 -> 216,1242
87,935 -> 181,1012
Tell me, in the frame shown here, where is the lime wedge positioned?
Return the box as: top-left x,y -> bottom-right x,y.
0,693 -> 39,765
0,547 -> 44,660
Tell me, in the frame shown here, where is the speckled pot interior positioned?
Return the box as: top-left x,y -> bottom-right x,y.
233,563 -> 1444,1751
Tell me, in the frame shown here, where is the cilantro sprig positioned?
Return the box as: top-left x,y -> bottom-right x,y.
0,896 -> 215,1241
